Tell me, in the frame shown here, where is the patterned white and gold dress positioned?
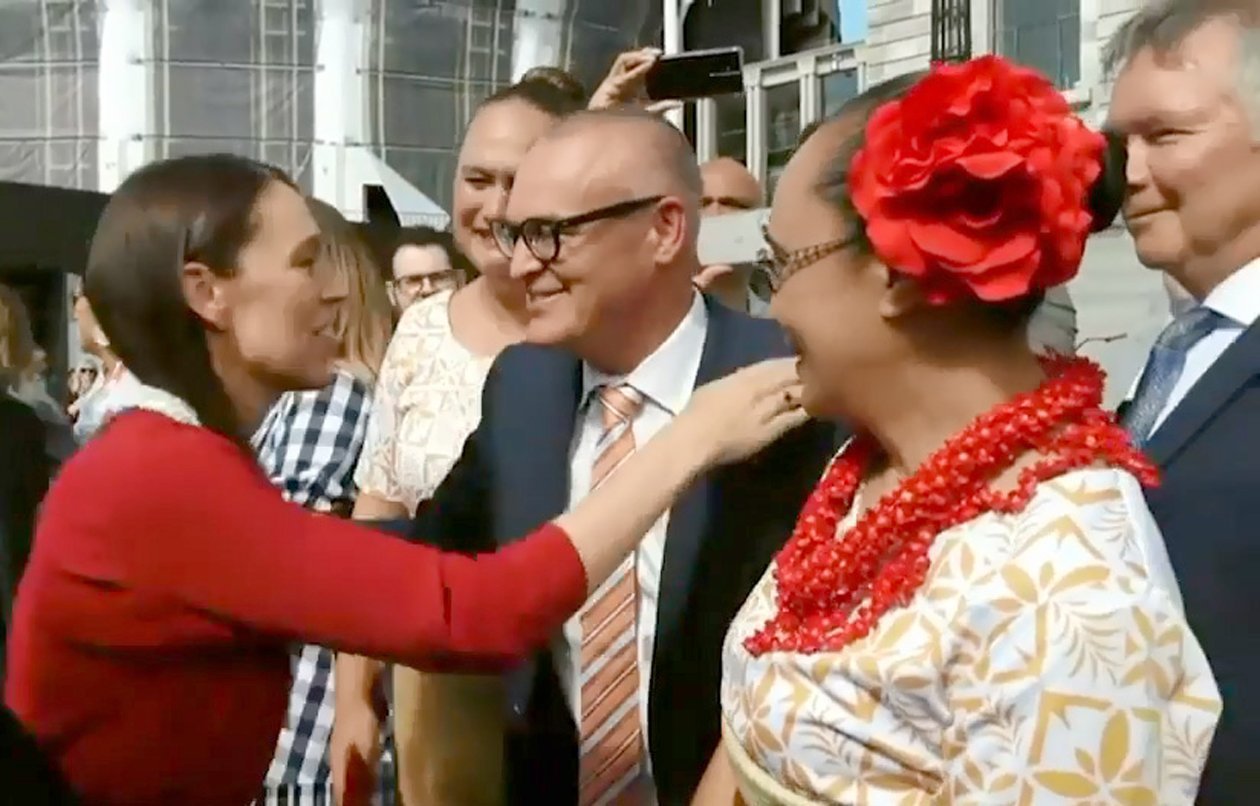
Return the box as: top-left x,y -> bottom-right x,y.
721,467 -> 1220,805
355,288 -> 501,804
356,287 -> 493,515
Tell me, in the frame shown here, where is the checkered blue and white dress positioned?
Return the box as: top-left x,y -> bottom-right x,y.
252,368 -> 395,806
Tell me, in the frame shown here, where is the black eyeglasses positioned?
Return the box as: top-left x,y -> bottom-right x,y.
489,195 -> 665,262
756,224 -> 856,293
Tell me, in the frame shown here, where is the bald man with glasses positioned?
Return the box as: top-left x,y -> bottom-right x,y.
381,109 -> 837,806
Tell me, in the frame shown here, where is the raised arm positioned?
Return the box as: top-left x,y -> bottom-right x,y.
114,360 -> 803,669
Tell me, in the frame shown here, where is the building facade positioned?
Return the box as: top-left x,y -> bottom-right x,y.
677,0 -> 1162,403
0,0 -> 658,222
0,0 -> 1166,400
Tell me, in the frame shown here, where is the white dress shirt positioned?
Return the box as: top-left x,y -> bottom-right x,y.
1143,258 -> 1260,435
555,292 -> 708,784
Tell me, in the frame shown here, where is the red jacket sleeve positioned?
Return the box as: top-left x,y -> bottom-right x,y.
61,417 -> 588,671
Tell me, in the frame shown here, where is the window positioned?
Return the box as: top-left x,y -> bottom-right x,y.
765,81 -> 800,195
562,0 -> 651,91
684,0 -> 766,63
367,0 -> 511,212
821,68 -> 858,118
0,0 -> 99,189
368,0 -> 651,211
152,0 -> 316,189
781,0 -> 840,56
715,92 -> 747,162
995,0 -> 1080,89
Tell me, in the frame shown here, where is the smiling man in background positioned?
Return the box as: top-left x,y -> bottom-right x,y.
386,226 -> 471,314
1106,1 -> 1260,797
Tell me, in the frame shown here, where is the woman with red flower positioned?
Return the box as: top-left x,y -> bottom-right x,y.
692,57 -> 1220,805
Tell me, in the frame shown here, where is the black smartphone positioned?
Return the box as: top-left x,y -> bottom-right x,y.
645,46 -> 745,101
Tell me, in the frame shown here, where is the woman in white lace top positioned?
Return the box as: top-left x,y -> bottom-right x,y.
336,69 -> 588,804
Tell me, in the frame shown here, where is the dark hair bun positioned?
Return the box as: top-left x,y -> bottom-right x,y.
1088,129 -> 1126,232
519,66 -> 587,105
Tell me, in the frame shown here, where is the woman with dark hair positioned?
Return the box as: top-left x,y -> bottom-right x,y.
1,153 -> 807,806
254,198 -> 395,805
693,58 -> 1220,804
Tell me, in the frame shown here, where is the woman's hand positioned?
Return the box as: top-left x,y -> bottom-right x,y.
693,263 -> 738,291
554,357 -> 807,592
330,663 -> 384,806
675,357 -> 809,468
588,47 -> 680,114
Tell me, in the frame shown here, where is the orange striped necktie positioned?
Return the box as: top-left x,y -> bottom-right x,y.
578,384 -> 648,805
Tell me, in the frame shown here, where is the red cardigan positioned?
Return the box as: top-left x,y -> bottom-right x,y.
4,411 -> 587,805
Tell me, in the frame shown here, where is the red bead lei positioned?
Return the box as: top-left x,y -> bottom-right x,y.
744,356 -> 1158,657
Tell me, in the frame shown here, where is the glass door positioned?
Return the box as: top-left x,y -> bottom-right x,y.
714,91 -> 747,162
762,70 -> 802,196
821,67 -> 859,117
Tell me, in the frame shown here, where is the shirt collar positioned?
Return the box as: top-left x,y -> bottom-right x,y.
581,292 -> 708,416
1202,257 -> 1260,327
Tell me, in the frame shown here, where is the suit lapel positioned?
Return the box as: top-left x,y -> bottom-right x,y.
1146,321 -> 1260,466
502,348 -> 581,729
654,299 -> 733,656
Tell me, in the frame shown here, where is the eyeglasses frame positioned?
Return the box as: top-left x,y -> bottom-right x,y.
489,195 -> 667,263
755,224 -> 858,293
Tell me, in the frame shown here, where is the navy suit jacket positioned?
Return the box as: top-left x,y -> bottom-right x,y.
1132,320 -> 1260,803
408,297 -> 838,805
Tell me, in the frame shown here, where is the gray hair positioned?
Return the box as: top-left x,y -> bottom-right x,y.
1103,0 -> 1260,129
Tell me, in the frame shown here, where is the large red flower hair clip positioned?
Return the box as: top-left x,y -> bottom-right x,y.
849,55 -> 1105,304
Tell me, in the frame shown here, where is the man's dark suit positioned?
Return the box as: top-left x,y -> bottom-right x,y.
1132,321 -> 1260,803
411,297 -> 837,805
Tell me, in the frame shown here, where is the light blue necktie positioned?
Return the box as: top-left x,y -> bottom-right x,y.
1123,306 -> 1224,444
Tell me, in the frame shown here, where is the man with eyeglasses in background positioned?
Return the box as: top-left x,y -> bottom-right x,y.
692,158 -> 769,314
368,108 -> 837,806
385,226 -> 473,315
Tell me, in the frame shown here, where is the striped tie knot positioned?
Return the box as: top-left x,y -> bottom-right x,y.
597,385 -> 644,435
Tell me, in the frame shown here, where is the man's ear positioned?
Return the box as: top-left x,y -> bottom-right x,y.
180,262 -> 228,330
649,197 -> 690,266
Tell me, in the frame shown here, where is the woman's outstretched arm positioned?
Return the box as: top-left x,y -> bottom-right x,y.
107,359 -> 805,668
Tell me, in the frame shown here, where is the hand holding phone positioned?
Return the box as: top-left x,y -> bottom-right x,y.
645,47 -> 745,101
589,48 -> 679,114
